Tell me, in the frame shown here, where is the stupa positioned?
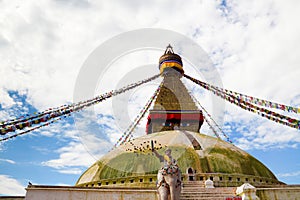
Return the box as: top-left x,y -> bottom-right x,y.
75,45 -> 283,189
23,45 -> 300,200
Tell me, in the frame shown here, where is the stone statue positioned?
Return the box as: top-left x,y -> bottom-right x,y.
153,148 -> 182,200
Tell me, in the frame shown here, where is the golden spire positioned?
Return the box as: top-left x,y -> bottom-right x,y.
146,45 -> 203,134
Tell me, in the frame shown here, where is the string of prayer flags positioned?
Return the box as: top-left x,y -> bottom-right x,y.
184,74 -> 299,114
184,74 -> 300,131
113,80 -> 164,148
191,93 -> 233,143
1,74 -> 160,141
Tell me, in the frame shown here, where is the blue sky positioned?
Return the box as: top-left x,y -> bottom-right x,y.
1,0 -> 300,196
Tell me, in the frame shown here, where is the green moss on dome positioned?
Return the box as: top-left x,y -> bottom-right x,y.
177,147 -> 201,171
95,153 -> 161,180
76,131 -> 279,186
206,147 -> 277,179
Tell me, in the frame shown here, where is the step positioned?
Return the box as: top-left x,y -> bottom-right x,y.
180,192 -> 235,196
181,190 -> 234,193
179,187 -> 238,200
180,198 -> 241,200
180,197 -> 242,200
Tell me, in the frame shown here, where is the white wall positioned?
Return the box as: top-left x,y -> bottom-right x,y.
25,186 -> 158,200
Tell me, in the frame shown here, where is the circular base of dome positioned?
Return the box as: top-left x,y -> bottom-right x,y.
76,130 -> 284,188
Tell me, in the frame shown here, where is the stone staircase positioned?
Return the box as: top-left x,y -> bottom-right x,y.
181,181 -> 239,200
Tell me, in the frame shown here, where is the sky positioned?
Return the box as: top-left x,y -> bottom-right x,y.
1,0 -> 300,196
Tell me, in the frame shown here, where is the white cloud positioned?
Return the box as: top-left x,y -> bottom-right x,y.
0,158 -> 16,164
57,168 -> 83,175
0,175 -> 25,196
278,171 -> 300,178
0,89 -> 16,109
41,140 -> 96,169
41,118 -> 112,173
